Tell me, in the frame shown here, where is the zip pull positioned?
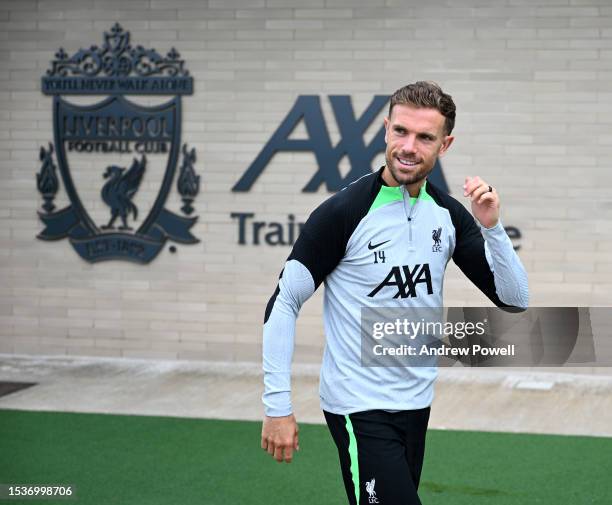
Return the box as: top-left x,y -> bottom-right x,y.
402,185 -> 417,252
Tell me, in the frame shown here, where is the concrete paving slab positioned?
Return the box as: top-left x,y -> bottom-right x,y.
1,355 -> 612,437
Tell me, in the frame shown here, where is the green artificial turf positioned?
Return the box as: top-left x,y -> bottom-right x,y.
1,408 -> 611,505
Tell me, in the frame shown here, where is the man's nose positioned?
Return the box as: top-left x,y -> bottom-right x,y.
400,134 -> 417,154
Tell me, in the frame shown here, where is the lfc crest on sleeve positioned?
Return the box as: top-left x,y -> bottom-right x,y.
36,23 -> 200,264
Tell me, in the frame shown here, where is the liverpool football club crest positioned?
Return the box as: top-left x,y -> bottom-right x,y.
36,23 -> 200,263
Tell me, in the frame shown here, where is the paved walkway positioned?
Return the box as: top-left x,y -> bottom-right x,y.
1,355 -> 612,437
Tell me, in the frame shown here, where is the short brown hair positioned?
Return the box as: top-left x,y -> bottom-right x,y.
389,81 -> 456,136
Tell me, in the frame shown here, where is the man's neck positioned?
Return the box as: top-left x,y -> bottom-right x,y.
381,166 -> 425,198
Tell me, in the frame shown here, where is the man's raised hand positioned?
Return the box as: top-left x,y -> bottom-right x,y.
464,176 -> 500,229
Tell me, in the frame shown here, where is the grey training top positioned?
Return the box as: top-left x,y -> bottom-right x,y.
262,168 -> 529,416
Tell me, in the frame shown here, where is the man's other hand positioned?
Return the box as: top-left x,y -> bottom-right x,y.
464,175 -> 500,229
261,414 -> 300,463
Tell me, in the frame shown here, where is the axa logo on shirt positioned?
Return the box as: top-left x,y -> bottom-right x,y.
368,264 -> 433,299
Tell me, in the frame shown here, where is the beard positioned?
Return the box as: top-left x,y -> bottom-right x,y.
384,152 -> 435,187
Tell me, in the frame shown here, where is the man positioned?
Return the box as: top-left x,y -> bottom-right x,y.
260,81 -> 529,505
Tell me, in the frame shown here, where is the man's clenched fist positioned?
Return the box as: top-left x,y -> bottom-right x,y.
261,414 -> 300,463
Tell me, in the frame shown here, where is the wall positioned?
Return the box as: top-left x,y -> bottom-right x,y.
1,0 -> 611,362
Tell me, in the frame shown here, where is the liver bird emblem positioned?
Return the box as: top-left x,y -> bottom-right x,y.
432,226 -> 442,246
101,155 -> 146,231
365,478 -> 378,503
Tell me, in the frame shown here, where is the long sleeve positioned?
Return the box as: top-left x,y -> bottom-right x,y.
260,201 -> 345,417
261,173 -> 380,416
262,259 -> 315,417
450,201 -> 529,309
260,198 -> 349,417
481,220 -> 529,308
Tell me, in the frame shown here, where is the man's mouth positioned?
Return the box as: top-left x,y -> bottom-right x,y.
397,157 -> 419,167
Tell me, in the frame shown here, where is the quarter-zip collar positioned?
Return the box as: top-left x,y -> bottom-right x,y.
400,182 -> 427,252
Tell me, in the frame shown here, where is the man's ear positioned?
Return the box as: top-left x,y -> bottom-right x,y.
383,116 -> 389,143
438,135 -> 454,156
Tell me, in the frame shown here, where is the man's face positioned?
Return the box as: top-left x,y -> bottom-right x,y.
383,104 -> 454,188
